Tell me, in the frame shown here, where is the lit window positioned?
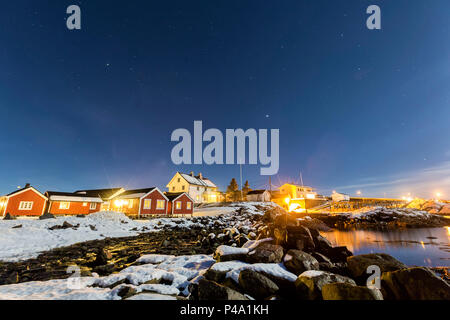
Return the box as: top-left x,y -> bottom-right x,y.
128,200 -> 133,208
19,201 -> 33,210
156,200 -> 165,209
82,202 -> 87,207
144,199 -> 151,209
90,203 -> 97,210
59,202 -> 70,210
187,202 -> 192,210
175,201 -> 182,209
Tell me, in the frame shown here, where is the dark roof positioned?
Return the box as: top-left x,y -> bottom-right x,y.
116,188 -> 156,197
247,190 -> 268,195
74,188 -> 123,200
46,191 -> 80,197
164,192 -> 186,201
6,186 -> 44,197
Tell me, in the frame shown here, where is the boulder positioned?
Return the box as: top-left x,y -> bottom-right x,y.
295,270 -> 356,300
381,267 -> 450,300
322,246 -> 352,263
311,252 -> 332,264
314,235 -> 333,251
322,282 -> 383,300
94,248 -> 113,266
116,285 -> 138,299
283,250 -> 319,275
238,269 -> 279,299
39,212 -> 55,220
347,253 -> 407,280
3,213 -> 16,220
246,243 -> 284,263
12,224 -> 23,229
214,245 -> 249,262
198,279 -> 248,300
286,226 -> 315,252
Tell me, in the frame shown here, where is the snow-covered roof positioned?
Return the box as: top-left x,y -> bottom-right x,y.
179,173 -> 217,188
49,195 -> 103,203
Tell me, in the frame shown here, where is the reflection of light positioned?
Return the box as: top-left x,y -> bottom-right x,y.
289,203 -> 304,213
446,227 -> 450,237
420,241 -> 425,249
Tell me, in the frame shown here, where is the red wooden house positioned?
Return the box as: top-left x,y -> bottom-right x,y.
45,191 -> 103,215
111,187 -> 169,218
165,192 -> 194,216
1,184 -> 47,217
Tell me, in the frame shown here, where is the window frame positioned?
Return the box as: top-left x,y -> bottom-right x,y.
156,199 -> 165,210
175,201 -> 182,210
186,202 -> 192,210
143,199 -> 152,210
90,202 -> 97,210
59,202 -> 70,210
19,201 -> 33,211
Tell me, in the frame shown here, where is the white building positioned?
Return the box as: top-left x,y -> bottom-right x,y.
331,192 -> 350,202
246,190 -> 271,202
166,172 -> 219,203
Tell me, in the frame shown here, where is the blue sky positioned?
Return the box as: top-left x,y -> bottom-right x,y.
0,1 -> 449,198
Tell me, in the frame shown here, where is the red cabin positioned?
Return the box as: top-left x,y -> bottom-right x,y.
1,184 -> 47,217
165,192 -> 194,216
45,191 -> 103,215
112,187 -> 169,218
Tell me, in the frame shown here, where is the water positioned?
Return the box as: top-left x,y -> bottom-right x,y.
320,227 -> 450,267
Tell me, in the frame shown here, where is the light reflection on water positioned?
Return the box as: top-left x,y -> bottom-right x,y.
320,227 -> 450,268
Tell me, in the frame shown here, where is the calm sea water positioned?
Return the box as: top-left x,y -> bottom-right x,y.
320,227 -> 450,267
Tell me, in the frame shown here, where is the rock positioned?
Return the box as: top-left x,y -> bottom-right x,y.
116,285 -> 138,299
322,246 -> 352,263
283,250 -> 319,275
314,235 -> 333,251
3,213 -> 16,220
381,267 -> 450,300
39,212 -> 55,220
311,252 -> 332,264
204,268 -> 228,283
295,270 -> 356,300
322,282 -> 383,300
76,214 -> 86,218
319,262 -> 352,278
12,224 -> 23,229
1,271 -> 19,284
198,279 -> 248,300
62,221 -> 74,228
94,248 -> 113,266
286,226 -> 315,252
238,269 -> 279,299
347,253 -> 407,281
246,243 -> 284,263
214,245 -> 248,262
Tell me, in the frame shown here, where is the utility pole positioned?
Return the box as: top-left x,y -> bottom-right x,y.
240,162 -> 243,201
300,172 -> 304,186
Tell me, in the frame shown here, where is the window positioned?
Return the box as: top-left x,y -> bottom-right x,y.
177,178 -> 180,183
144,199 -> 151,209
128,200 -> 133,208
19,201 -> 33,210
187,202 -> 192,210
59,202 -> 70,210
182,186 -> 185,191
175,201 -> 182,210
172,187 -> 175,191
90,203 -> 97,210
156,200 -> 165,210
82,202 -> 87,207
197,187 -> 199,191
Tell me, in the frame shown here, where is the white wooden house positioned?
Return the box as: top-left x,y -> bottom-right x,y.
166,172 -> 220,203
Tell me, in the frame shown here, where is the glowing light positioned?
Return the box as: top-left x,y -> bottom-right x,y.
406,197 -> 413,202
306,193 -> 316,199
356,190 -> 361,196
446,226 -> 450,236
289,203 -> 305,213
436,192 -> 442,199
284,197 -> 290,205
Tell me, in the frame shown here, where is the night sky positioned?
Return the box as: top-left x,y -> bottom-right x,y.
1,1 -> 449,198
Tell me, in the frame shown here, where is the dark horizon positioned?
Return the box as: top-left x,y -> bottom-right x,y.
1,1 -> 449,199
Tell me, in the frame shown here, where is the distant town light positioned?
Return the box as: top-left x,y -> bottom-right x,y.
436,192 -> 442,199
356,190 -> 362,196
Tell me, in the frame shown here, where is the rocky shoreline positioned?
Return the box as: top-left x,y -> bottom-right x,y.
0,204 -> 449,300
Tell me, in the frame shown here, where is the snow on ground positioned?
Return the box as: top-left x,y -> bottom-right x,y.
0,203 -> 275,262
0,254 -> 215,300
348,207 -> 433,219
